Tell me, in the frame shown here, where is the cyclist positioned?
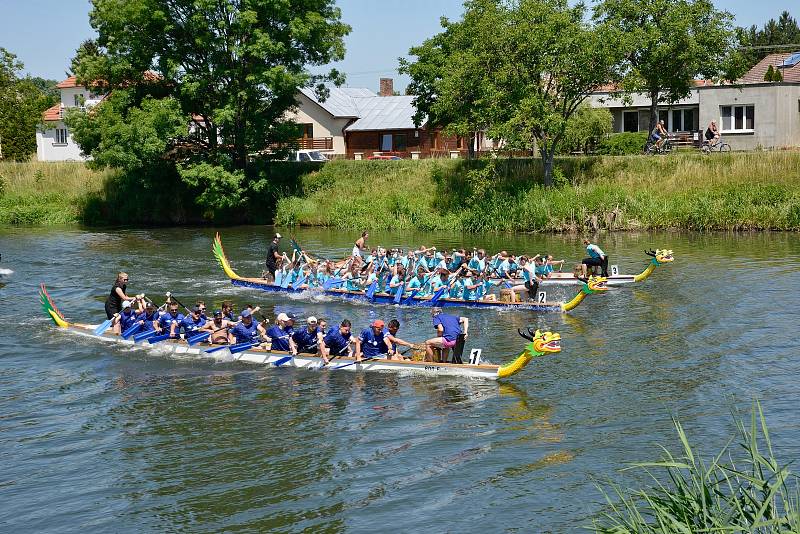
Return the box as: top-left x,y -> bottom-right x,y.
650,119 -> 668,150
704,120 -> 720,148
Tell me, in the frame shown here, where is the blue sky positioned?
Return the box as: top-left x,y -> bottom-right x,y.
1,0 -> 795,90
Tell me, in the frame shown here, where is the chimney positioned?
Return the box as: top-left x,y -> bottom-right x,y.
379,78 -> 394,97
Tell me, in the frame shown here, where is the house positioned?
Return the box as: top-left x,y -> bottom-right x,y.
588,52 -> 800,150
36,76 -> 103,161
289,78 -> 489,159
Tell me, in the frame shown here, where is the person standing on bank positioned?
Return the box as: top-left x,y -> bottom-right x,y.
104,272 -> 142,319
581,239 -> 609,278
264,233 -> 282,282
425,308 -> 469,363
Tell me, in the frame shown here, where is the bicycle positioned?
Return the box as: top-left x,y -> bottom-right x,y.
643,137 -> 673,155
701,137 -> 731,154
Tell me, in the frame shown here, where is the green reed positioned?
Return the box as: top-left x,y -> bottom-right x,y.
593,402 -> 800,533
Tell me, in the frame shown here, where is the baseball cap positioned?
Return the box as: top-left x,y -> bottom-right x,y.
122,301 -> 132,309
307,316 -> 318,324
275,233 -> 282,239
276,312 -> 289,322
371,319 -> 384,328
213,309 -> 222,317
241,308 -> 252,318
286,312 -> 296,320
431,307 -> 443,316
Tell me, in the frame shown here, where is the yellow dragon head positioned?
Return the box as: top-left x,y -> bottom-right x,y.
646,248 -> 674,265
518,328 -> 561,356
583,275 -> 609,294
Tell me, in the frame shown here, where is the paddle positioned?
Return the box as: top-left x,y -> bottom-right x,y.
332,356 -> 379,370
229,340 -> 261,354
323,277 -> 344,290
121,322 -> 142,339
133,329 -> 158,342
273,355 -> 294,367
147,333 -> 174,344
393,282 -> 404,304
94,315 -> 116,336
292,274 -> 307,290
365,280 -> 378,300
428,285 -> 448,306
281,271 -> 292,288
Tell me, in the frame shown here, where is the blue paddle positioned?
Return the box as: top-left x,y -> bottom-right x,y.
133,329 -> 159,342
273,355 -> 294,367
147,333 -> 174,344
292,274 -> 307,290
229,340 -> 260,354
393,283 -> 404,304
281,272 -> 292,289
187,331 -> 211,345
428,285 -> 448,306
93,316 -> 115,336
366,280 -> 378,300
275,270 -> 283,286
323,277 -> 344,290
121,322 -> 141,339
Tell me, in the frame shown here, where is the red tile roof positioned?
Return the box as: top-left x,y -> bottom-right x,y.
56,76 -> 79,88
741,52 -> 800,84
42,103 -> 62,122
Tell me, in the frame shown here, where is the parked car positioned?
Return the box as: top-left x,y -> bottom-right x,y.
286,150 -> 329,162
367,155 -> 402,160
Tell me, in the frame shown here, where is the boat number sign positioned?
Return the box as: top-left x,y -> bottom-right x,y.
469,348 -> 483,365
610,264 -> 619,276
537,291 -> 547,303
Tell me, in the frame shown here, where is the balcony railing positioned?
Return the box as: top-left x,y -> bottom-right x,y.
295,137 -> 333,150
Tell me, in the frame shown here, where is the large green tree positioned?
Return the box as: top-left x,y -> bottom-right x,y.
72,0 -> 350,209
594,0 -> 744,134
402,0 -> 620,185
0,48 -> 58,161
737,11 -> 800,69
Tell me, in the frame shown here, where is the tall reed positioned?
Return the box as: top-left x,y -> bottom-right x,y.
594,402 -> 800,533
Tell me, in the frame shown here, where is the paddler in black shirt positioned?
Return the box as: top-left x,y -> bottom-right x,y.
104,272 -> 141,319
264,233 -> 282,282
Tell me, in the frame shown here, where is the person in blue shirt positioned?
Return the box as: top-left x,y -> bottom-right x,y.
468,249 -> 486,273
292,316 -> 321,355
462,274 -> 481,301
221,301 -> 235,322
157,302 -> 184,337
112,300 -> 140,335
424,308 -> 469,363
229,308 -> 267,344
266,312 -> 294,351
131,301 -> 161,334
354,319 -> 390,361
321,319 -> 353,363
383,319 -> 416,360
581,239 -> 609,277
511,256 -> 542,302
173,305 -> 206,337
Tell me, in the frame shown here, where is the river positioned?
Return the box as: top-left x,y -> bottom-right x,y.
1,226 -> 798,533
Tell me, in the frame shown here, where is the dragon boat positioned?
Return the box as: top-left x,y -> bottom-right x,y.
494,249 -> 675,287
213,234 -> 608,312
39,284 -> 561,380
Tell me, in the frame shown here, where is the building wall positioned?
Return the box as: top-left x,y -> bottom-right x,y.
698,84 -> 800,150
59,87 -> 103,109
286,93 -> 352,154
345,128 -> 468,159
36,122 -> 86,161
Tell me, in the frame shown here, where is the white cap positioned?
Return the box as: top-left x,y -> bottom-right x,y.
307,316 -> 318,324
275,233 -> 282,239
277,312 -> 289,322
122,301 -> 132,309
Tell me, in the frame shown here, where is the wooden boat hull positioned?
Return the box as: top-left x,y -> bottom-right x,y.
493,273 -> 636,287
64,323 -> 505,379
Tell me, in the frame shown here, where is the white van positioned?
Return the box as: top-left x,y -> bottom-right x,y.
287,150 -> 329,162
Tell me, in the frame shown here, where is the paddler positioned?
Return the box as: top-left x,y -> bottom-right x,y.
266,313 -> 293,351
320,319 -> 353,362
221,301 -> 235,322
384,319 -> 416,360
264,233 -> 282,282
201,310 -> 232,344
581,239 -> 609,277
230,308 -> 267,344
104,272 -> 142,319
172,305 -> 206,338
354,319 -> 391,362
133,300 -> 161,334
112,300 -> 140,335
291,316 -> 321,355
156,301 -> 184,337
425,308 -> 469,363
510,256 -> 542,303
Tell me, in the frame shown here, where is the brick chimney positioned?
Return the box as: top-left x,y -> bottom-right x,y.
379,77 -> 394,97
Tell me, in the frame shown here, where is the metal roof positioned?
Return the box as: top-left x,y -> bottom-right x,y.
345,95 -> 420,131
298,87 -> 375,118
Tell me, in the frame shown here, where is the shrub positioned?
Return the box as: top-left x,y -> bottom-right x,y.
597,132 -> 649,156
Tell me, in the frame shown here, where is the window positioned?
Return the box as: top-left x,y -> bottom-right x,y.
301,123 -> 313,138
658,110 -> 669,126
622,111 -> 639,132
379,133 -> 408,151
720,105 -> 754,132
380,134 -> 392,151
55,128 -> 68,144
669,109 -> 695,132
73,93 -> 84,107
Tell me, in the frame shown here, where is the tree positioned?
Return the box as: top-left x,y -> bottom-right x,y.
72,0 -> 350,208
402,0 -> 620,185
737,11 -> 800,69
0,48 -> 58,161
560,105 -> 613,155
764,64 -> 776,81
594,0 -> 745,135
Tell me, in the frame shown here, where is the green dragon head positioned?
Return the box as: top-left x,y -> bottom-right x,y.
582,275 -> 609,294
646,248 -> 674,266
518,327 -> 562,356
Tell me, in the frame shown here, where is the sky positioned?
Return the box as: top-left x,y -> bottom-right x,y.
1,0 -> 796,91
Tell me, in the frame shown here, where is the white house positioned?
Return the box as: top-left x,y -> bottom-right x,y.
36,76 -> 104,161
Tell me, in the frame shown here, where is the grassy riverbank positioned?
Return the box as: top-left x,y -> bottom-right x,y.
275,152 -> 800,232
0,161 -> 116,225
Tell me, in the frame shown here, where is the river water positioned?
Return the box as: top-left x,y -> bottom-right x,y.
1,226 -> 798,533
